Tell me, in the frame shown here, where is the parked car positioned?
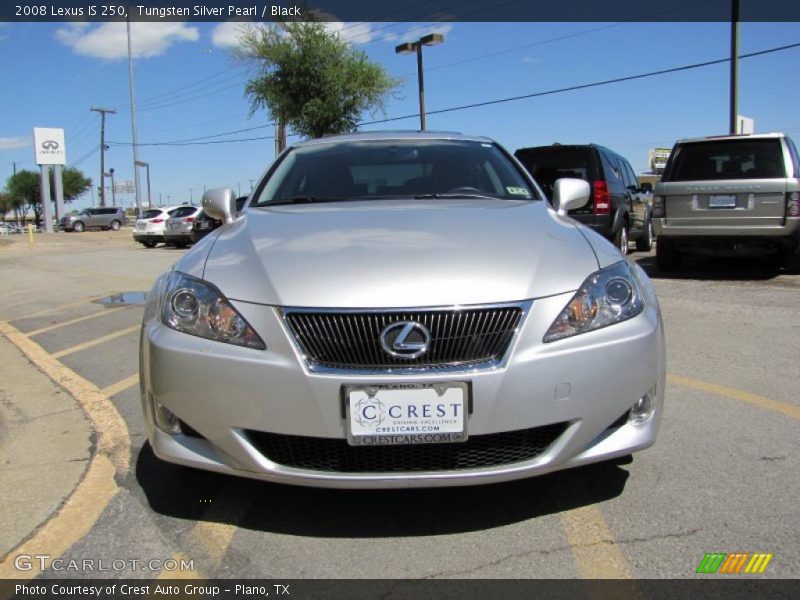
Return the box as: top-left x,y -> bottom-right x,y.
140,131 -> 665,489
653,132 -> 800,272
190,196 -> 248,243
0,222 -> 23,234
163,205 -> 202,248
60,207 -> 128,232
514,144 -> 654,255
133,206 -> 180,248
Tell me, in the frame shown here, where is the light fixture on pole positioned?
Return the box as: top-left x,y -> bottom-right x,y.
395,33 -> 445,131
105,168 -> 116,207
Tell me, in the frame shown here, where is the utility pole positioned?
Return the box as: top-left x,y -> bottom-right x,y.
729,0 -> 740,134
91,107 -> 115,207
106,168 -> 116,207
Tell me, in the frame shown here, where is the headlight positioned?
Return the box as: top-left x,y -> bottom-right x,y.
544,261 -> 644,343
161,271 -> 265,349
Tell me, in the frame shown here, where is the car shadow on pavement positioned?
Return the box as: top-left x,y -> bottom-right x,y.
135,443 -> 630,537
632,253 -> 787,282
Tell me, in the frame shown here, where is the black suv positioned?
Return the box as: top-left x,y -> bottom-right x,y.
515,144 -> 653,254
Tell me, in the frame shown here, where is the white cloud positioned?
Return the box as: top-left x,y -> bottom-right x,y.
325,22 -> 375,45
522,56 -> 541,64
0,137 -> 31,151
388,23 -> 454,44
211,21 -> 252,48
55,22 -> 199,59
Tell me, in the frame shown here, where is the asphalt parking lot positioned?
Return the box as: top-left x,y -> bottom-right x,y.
0,230 -> 798,580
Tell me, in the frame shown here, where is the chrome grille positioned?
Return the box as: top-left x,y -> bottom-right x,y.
283,303 -> 526,371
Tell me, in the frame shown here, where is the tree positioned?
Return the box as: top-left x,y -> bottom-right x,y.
236,20 -> 400,148
5,168 -> 92,227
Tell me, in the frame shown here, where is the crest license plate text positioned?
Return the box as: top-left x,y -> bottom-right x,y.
346,383 -> 467,446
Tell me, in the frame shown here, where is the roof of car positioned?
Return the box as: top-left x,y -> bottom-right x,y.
291,130 -> 493,148
676,132 -> 787,144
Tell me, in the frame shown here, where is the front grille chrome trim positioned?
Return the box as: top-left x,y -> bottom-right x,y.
278,301 -> 532,375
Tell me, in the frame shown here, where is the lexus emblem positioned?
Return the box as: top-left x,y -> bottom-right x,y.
41,140 -> 60,150
380,321 -> 431,359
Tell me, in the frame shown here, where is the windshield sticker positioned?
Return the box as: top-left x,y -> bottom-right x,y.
506,186 -> 531,197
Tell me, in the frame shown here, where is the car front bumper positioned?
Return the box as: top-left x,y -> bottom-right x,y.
140,273 -> 665,489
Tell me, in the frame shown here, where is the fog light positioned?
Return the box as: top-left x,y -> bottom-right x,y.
629,385 -> 656,424
153,398 -> 182,435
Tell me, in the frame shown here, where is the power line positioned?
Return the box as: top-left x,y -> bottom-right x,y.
69,145 -> 100,168
109,134 -> 275,147
360,41 -> 800,127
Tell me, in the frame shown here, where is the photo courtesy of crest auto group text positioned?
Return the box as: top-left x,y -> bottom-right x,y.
0,0 -> 799,595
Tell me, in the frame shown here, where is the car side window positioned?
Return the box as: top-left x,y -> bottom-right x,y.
623,160 -> 638,190
786,138 -> 800,178
599,151 -> 624,192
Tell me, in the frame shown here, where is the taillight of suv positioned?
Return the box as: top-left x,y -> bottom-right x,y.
652,195 -> 665,218
593,180 -> 610,215
787,192 -> 800,217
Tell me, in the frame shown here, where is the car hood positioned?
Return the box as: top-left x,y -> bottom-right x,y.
188,199 -> 600,308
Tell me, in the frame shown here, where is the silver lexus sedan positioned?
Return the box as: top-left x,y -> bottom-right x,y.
139,131 -> 665,488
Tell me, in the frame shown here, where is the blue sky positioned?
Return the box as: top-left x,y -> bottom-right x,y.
1,20 -> 799,210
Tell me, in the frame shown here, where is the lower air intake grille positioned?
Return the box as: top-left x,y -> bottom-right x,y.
246,423 -> 568,473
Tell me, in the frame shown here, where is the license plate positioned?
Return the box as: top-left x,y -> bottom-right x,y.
345,383 -> 468,446
170,223 -> 180,229
709,194 -> 736,208
198,222 -> 211,230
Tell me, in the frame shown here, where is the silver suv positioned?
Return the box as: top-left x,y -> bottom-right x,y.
60,207 -> 128,232
653,133 -> 800,272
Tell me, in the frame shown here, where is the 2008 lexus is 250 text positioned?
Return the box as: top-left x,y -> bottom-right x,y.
139,131 -> 665,488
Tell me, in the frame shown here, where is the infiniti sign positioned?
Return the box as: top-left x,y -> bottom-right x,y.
41,140 -> 60,150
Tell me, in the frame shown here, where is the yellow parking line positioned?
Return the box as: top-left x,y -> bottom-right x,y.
9,294 -> 107,320
668,374 -> 800,420
158,484 -> 254,579
0,456 -> 118,579
560,505 -> 633,579
101,373 -> 140,397
0,320 -> 130,578
27,306 -> 130,337
52,325 -> 140,359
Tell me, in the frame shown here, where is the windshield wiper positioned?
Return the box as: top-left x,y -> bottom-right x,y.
413,193 -> 499,200
266,195 -> 352,205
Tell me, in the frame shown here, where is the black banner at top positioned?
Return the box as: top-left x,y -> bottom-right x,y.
4,0 -> 800,22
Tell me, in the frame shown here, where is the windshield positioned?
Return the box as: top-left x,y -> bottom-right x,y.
141,209 -> 162,219
515,146 -> 595,201
252,139 -> 536,205
170,206 -> 197,218
667,139 -> 786,181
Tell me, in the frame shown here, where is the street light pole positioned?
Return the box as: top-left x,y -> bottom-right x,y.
127,16 -> 143,215
729,0 -> 740,134
395,33 -> 444,131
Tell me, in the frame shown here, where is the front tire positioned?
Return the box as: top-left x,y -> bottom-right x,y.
656,238 -> 682,272
72,221 -> 85,232
141,240 -> 158,248
614,225 -> 629,256
635,219 -> 654,252
109,220 -> 121,231
784,247 -> 800,275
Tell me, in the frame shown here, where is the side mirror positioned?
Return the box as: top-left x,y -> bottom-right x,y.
202,188 -> 237,223
553,178 -> 590,216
